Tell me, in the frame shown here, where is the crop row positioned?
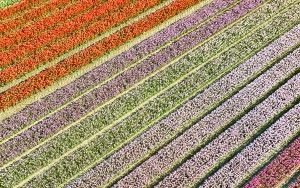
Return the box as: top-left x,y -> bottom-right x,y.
0,0 -> 279,186
0,0 -> 292,185
0,0 -> 46,20
64,23 -> 300,188
0,0 -> 235,147
0,0 -> 111,51
0,0 -> 252,167
2,1 -> 297,187
0,0 -> 132,57
0,0 -> 77,36
0,0 -> 274,175
0,0 -> 198,109
200,101 -> 300,188
0,0 -> 265,184
155,69 -> 300,188
112,39 -> 300,188
102,33 -> 300,188
0,0 -> 136,67
244,136 -> 300,187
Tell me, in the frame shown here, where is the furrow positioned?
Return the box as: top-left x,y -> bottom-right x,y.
287,170 -> 300,188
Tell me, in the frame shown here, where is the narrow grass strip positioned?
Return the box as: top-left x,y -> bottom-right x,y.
285,169 -> 300,188
0,0 -> 20,8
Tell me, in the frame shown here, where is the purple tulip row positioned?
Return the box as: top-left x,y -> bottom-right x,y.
200,103 -> 300,188
111,45 -> 300,188
154,72 -> 300,188
65,23 -> 300,188
0,0 -> 235,141
0,0 -> 257,166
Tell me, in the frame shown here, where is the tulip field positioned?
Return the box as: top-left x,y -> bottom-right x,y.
0,0 -> 299,187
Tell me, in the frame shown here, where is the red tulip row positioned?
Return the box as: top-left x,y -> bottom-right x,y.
0,0 -> 76,35
0,0 -> 161,83
0,0 -> 130,61
0,0 -> 46,20
0,0 -> 199,110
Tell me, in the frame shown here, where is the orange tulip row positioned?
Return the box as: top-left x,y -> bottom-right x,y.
0,0 -> 121,54
0,0 -> 199,110
0,0 -> 46,20
0,0 -> 152,83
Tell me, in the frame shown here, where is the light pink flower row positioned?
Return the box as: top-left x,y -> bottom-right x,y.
155,71 -> 300,187
201,104 -> 300,187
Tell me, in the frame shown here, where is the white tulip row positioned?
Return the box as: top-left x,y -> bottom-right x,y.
200,102 -> 300,188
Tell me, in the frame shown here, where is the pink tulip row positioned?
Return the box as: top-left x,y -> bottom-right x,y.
200,105 -> 300,187
155,72 -> 300,188
66,24 -> 300,188
243,137 -> 300,188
